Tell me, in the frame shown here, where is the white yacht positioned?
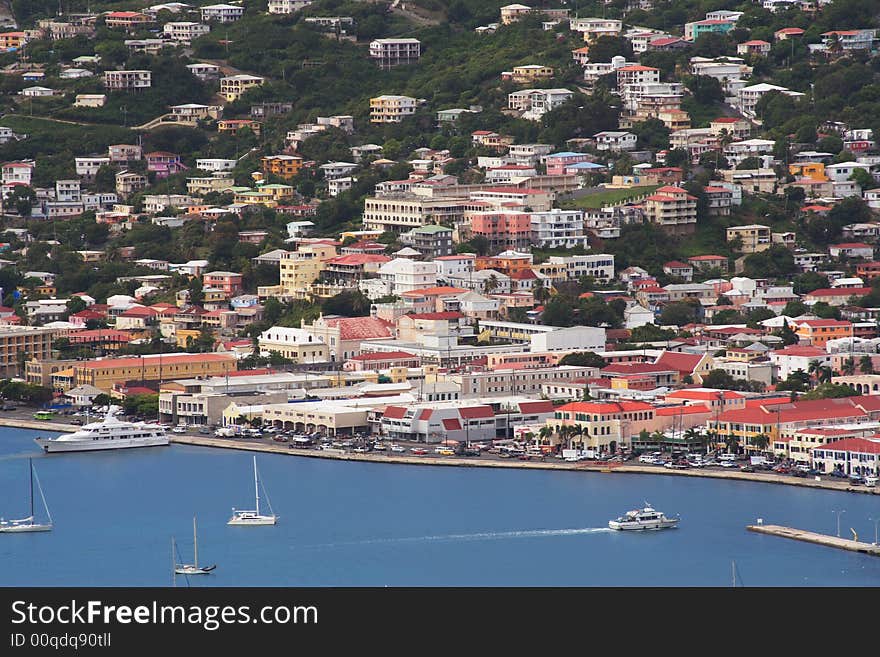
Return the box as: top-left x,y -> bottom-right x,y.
608,505 -> 679,531
228,456 -> 277,526
34,406 -> 168,453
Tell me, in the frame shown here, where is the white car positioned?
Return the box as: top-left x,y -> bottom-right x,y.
171,426 -> 187,434
719,460 -> 738,468
390,444 -> 405,453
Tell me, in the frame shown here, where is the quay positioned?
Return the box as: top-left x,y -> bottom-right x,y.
2,417 -> 878,496
747,524 -> 880,556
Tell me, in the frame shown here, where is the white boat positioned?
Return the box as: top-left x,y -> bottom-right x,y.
174,516 -> 215,575
228,456 -> 277,526
34,406 -> 169,453
608,504 -> 679,531
0,459 -> 53,533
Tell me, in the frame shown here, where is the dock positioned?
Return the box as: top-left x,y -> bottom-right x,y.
747,524 -> 880,556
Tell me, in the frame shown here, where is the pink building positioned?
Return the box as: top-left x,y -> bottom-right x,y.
203,271 -> 243,296
469,212 -> 532,251
544,151 -> 594,175
145,151 -> 188,178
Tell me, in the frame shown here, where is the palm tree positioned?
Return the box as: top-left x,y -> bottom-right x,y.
683,427 -> 702,451
860,355 -> 874,374
533,279 -> 551,304
482,273 -> 499,295
842,358 -> 856,376
808,362 -> 821,383
818,366 -> 833,384
751,433 -> 770,454
724,434 -> 740,455
538,425 -> 554,447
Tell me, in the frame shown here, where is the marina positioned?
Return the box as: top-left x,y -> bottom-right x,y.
2,426 -> 880,586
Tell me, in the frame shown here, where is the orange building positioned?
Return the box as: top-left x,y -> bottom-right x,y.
795,319 -> 853,347
469,212 -> 532,251
217,119 -> 262,136
0,32 -> 27,50
475,252 -> 533,276
856,261 -> 880,280
788,162 -> 827,181
261,155 -> 304,180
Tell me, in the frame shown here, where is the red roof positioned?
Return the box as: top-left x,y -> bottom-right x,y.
831,243 -> 872,249
120,306 -> 158,318
79,353 -> 233,370
667,389 -> 743,401
402,286 -> 468,297
649,37 -> 682,46
442,418 -> 462,430
434,254 -> 475,261
797,319 -> 851,328
712,117 -> 743,124
664,260 -> 691,269
517,401 -> 554,414
405,311 -> 465,320
321,316 -> 393,341
557,401 -> 654,414
325,254 -> 390,266
655,351 -> 703,375
655,405 -> 712,416
617,65 -> 659,72
805,287 -> 871,297
459,405 -> 495,419
350,351 -> 419,361
419,409 -> 433,420
741,40 -> 770,46
816,438 -> 880,454
776,28 -> 805,34
688,254 -> 726,261
383,406 -> 407,419
771,346 -> 827,357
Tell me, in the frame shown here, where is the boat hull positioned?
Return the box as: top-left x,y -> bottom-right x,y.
227,515 -> 277,526
175,565 -> 215,575
608,519 -> 679,531
0,523 -> 52,533
35,436 -> 169,453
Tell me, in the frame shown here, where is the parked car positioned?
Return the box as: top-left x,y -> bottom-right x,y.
390,444 -> 405,453
740,465 -> 755,472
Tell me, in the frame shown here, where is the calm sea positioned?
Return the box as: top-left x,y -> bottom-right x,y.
1,427 -> 879,587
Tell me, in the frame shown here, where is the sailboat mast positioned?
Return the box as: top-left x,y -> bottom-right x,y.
193,516 -> 198,569
254,456 -> 260,516
29,459 -> 34,519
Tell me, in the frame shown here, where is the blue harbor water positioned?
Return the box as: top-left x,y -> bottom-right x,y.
1,427 -> 880,587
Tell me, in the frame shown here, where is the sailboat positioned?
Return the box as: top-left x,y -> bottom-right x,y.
228,455 -> 277,526
0,459 -> 53,533
174,516 -> 216,575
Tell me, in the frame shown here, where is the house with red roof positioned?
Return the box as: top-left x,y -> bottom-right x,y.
114,305 -> 158,330
104,11 -> 153,29
302,315 -> 394,361
644,186 -> 697,234
663,260 -> 693,282
829,243 -> 874,259
551,400 -> 656,452
812,437 -> 880,476
793,319 -> 853,347
654,351 -> 714,384
769,344 -> 832,379
344,350 -> 421,371
736,40 -> 771,56
687,254 -> 728,273
774,27 -> 804,41
803,287 -> 872,307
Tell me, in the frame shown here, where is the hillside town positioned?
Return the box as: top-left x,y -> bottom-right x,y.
1,0 -> 880,483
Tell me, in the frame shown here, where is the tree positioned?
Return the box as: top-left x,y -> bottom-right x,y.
841,358 -> 856,375
586,35 -> 634,63
782,301 -> 808,317
187,277 -> 204,306
751,433 -> 770,453
66,296 -> 87,316
860,355 -> 874,374
850,167 -> 874,190
482,274 -> 499,295
659,301 -> 698,327
701,369 -> 737,390
684,75 -> 724,105
632,118 -> 670,151
559,352 -> 607,368
800,382 -> 859,400
322,290 -> 371,317
7,185 -> 36,217
736,156 -> 762,170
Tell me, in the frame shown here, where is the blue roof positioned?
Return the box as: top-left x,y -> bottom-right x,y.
548,151 -> 586,158
566,162 -> 606,169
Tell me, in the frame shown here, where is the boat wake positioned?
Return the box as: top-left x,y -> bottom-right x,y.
302,527 -> 611,550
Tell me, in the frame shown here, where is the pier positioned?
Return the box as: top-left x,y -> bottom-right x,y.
747,524 -> 880,556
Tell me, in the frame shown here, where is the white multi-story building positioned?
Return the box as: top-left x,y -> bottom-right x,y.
55,179 -> 81,202
163,22 -> 210,43
593,131 -> 637,151
569,17 -> 622,41
545,254 -> 615,283
509,88 -> 574,120
377,258 -> 438,295
74,156 -> 111,178
435,254 -> 476,282
738,83 -> 803,118
507,143 -> 554,166
268,0 -> 313,13
369,38 -> 421,69
689,56 -> 750,81
200,3 -> 244,22
529,209 -> 588,249
196,159 -> 237,173
103,70 -> 152,90
370,95 -> 418,123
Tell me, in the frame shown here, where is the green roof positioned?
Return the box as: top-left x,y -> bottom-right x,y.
412,224 -> 453,234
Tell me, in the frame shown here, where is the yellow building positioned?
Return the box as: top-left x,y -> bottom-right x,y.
175,329 -> 202,349
510,65 -> 554,84
219,75 -> 265,102
278,243 -> 338,297
0,327 -> 56,378
74,353 -> 236,392
233,189 -> 277,207
788,162 -> 827,181
261,155 -> 303,180
259,183 -> 295,201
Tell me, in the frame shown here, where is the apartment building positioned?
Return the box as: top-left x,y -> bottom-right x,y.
75,353 -> 236,392
370,95 -> 418,123
115,171 -> 148,197
163,21 -> 210,43
200,4 -> 244,22
727,224 -> 771,253
363,195 -> 474,233
258,327 -> 329,363
103,70 -> 152,90
569,17 -> 622,41
644,186 -> 698,234
219,74 -> 265,102
0,327 -> 56,378
274,243 -> 338,298
261,155 -> 304,180
369,38 -> 421,69
399,224 -> 454,258
74,156 -> 111,178
529,209 -> 588,249
268,0 -> 314,13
